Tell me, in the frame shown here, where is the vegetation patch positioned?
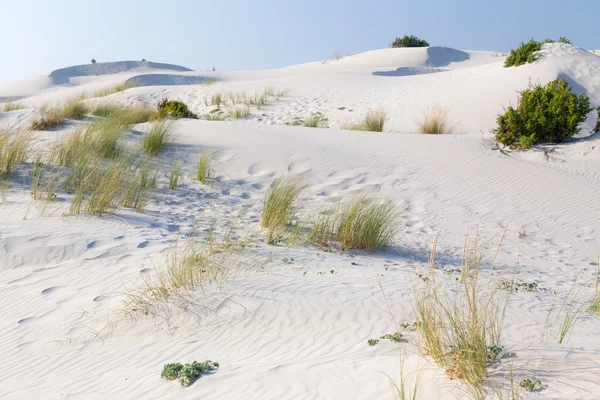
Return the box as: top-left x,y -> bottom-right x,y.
142,120 -> 173,156
156,99 -> 198,120
504,37 -> 571,67
390,35 -> 429,48
493,79 -> 593,149
0,129 -> 29,176
418,104 -> 452,134
94,81 -> 139,98
161,360 -> 219,387
261,175 -> 307,242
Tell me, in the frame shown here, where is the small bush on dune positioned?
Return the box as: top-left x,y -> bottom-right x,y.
390,35 -> 429,48
161,360 -> 219,387
156,98 -> 198,120
142,120 -> 173,156
504,37 -> 571,67
0,129 -> 29,176
418,104 -> 452,134
261,175 -> 308,239
2,102 -> 25,112
493,79 -> 593,149
310,192 -> 399,252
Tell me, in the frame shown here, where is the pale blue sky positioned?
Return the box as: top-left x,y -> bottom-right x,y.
1,0 -> 598,84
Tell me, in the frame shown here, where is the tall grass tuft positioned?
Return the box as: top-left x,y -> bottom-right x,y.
310,192 -> 399,252
0,129 -> 30,176
261,175 -> 307,239
411,233 -> 508,398
196,148 -> 215,185
342,108 -> 386,132
93,104 -> 157,124
418,104 -> 452,134
61,98 -> 90,119
169,161 -> 183,189
29,112 -> 67,130
142,120 -> 173,156
227,104 -> 251,119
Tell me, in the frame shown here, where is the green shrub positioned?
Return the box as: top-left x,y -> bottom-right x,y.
390,35 -> 429,48
161,360 -> 219,387
156,98 -> 198,120
504,37 -> 571,67
493,79 -> 593,149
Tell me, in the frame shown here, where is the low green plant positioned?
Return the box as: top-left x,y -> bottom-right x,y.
142,120 -> 173,156
390,35 -> 429,48
196,148 -> 215,185
261,175 -> 307,239
156,98 -> 198,120
519,377 -> 541,392
367,338 -> 379,346
380,332 -> 403,342
493,79 -> 593,149
161,360 -> 219,387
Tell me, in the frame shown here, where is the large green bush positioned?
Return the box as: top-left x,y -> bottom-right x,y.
390,35 -> 429,48
156,98 -> 198,120
493,79 -> 593,149
504,37 -> 571,67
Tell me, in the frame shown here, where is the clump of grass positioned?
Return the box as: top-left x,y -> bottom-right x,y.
0,129 -> 29,176
61,98 -> 90,119
276,89 -> 290,100
94,81 -> 139,97
93,104 -> 157,124
261,175 -> 307,240
30,159 -> 60,203
2,102 -> 25,112
411,233 -> 508,398
29,97 -> 89,130
204,109 -> 227,121
121,162 -> 157,211
142,121 -> 173,156
196,148 -> 215,185
418,104 -> 452,134
169,161 -> 183,189
29,112 -> 67,130
341,108 -> 386,132
210,93 -> 222,108
310,193 -> 399,252
286,112 -> 328,128
227,104 -> 251,119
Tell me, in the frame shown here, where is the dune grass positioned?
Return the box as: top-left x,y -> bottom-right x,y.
92,103 -> 157,124
342,108 -> 386,132
310,192 -> 399,252
210,93 -> 223,108
261,175 -> 308,240
196,148 -> 215,185
94,81 -> 139,98
29,111 -> 67,131
2,102 -> 25,112
169,161 -> 183,189
226,104 -> 251,120
411,234 -> 508,398
418,104 -> 452,134
286,112 -> 328,128
142,120 -> 173,156
0,128 -> 30,176
30,97 -> 90,130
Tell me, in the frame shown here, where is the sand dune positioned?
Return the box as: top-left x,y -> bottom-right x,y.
1,43 -> 600,399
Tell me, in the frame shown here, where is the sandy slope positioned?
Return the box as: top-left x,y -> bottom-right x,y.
1,43 -> 600,399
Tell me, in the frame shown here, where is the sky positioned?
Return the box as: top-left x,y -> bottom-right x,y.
0,0 -> 599,84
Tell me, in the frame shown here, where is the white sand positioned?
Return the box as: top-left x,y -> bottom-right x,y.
1,43 -> 600,399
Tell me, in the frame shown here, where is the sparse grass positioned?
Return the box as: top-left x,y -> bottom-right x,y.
276,89 -> 290,100
0,128 -> 30,176
121,162 -> 157,211
541,274 -> 588,344
227,104 -> 251,119
196,148 -> 215,185
203,109 -> 227,121
30,159 -> 60,203
310,192 -> 399,252
94,81 -> 139,97
2,102 -> 25,112
411,233 -> 508,398
286,112 -> 328,128
29,112 -> 67,130
142,120 -> 173,156
261,175 -> 307,240
93,104 -> 157,124
30,97 -> 90,130
418,104 -> 452,134
210,93 -> 223,108
169,161 -> 183,189
61,98 -> 90,119
342,108 -> 386,132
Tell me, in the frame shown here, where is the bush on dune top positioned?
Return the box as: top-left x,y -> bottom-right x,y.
493,78 -> 594,149
390,35 -> 429,48
504,37 -> 571,68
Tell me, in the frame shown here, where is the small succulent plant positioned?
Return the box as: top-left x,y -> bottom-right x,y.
161,360 -> 219,387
